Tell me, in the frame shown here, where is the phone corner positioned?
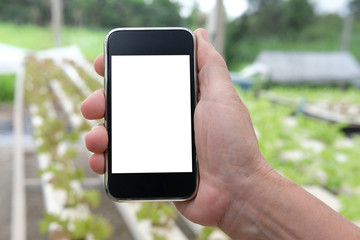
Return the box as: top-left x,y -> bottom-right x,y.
104,179 -> 120,202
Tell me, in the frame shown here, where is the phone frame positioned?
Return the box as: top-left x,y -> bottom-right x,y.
104,27 -> 198,202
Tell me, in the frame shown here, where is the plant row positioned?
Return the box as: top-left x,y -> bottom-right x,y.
25,57 -> 112,239
236,85 -> 360,221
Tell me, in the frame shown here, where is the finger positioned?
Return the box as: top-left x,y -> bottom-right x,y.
88,153 -> 105,174
193,28 -> 239,104
85,124 -> 108,153
81,89 -> 105,120
94,54 -> 104,77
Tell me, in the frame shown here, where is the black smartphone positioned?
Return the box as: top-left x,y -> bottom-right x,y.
104,28 -> 198,201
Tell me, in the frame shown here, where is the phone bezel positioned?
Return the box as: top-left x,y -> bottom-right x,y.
104,27 -> 198,201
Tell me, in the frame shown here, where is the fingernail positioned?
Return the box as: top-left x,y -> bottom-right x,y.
202,30 -> 210,43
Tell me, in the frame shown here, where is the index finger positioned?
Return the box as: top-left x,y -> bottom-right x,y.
94,54 -> 104,77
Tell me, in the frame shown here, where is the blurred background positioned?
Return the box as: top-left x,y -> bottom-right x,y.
0,0 -> 360,239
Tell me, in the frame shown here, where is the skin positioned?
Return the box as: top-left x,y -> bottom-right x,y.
81,28 -> 360,239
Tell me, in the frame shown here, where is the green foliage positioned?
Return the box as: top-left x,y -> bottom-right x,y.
196,226 -> 216,240
61,26 -> 107,60
286,0 -> 314,32
225,0 -> 360,70
250,0 -> 289,35
68,131 -> 80,142
38,166 -> 85,208
0,23 -> 53,49
350,20 -> 360,59
269,86 -> 360,105
235,85 -> 360,221
39,212 -> 69,234
82,190 -> 100,208
66,60 -> 102,91
152,232 -> 167,240
79,121 -> 92,132
339,194 -> 360,220
72,215 -> 113,240
0,74 -> 15,102
0,0 -> 183,28
136,202 -> 179,240
97,0 -> 184,28
0,22 -> 106,60
36,119 -> 66,154
350,0 -> 360,16
25,57 -> 112,239
184,2 -> 206,30
243,0 -> 314,36
0,0 -> 49,25
136,202 -> 176,227
39,212 -> 113,240
145,0 -> 183,27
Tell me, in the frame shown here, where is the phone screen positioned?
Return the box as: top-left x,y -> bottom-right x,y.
111,55 -> 192,173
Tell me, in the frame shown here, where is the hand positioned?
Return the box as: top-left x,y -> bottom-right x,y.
83,29 -> 360,239
81,28 -> 270,224
176,30 -> 360,239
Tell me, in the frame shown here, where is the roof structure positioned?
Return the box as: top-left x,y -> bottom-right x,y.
252,51 -> 360,86
0,43 -> 28,74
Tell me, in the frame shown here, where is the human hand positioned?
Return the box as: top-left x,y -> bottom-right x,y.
81,28 -> 273,234
82,29 -> 360,240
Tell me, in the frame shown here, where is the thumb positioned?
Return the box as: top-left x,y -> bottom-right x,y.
194,28 -> 239,105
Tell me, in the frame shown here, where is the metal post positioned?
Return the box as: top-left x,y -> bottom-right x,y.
341,13 -> 354,51
11,67 -> 26,240
51,0 -> 63,47
206,0 -> 226,56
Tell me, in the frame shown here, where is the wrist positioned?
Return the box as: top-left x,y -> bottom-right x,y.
218,156 -> 360,240
218,155 -> 285,239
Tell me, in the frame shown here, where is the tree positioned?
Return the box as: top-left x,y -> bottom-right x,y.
224,0 -> 316,69
246,0 -> 288,36
286,0 -> 314,32
99,0 -> 182,28
341,0 -> 360,50
143,0 -> 183,27
234,0 -> 314,36
0,0 -> 49,25
0,0 -> 183,28
349,0 -> 360,16
184,2 -> 206,29
63,0 -> 97,26
247,0 -> 277,13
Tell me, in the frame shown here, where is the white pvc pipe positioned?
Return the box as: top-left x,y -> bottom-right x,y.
11,65 -> 26,240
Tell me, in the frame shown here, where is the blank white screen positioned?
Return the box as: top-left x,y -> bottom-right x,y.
111,55 -> 192,173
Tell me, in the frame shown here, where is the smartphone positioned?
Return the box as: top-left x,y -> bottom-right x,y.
104,27 -> 198,201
